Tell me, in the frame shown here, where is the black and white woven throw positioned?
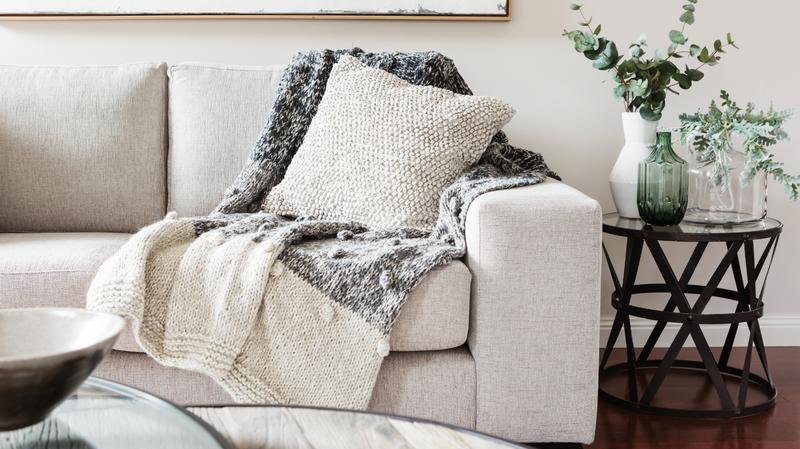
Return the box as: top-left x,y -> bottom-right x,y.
87,48 -> 559,408
207,47 -> 558,333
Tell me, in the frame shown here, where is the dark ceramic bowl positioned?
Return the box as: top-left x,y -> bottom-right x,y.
0,308 -> 125,431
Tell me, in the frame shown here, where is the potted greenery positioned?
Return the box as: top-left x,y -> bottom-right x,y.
563,0 -> 738,218
676,91 -> 798,224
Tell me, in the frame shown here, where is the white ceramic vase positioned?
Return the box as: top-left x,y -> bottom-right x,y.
609,112 -> 658,218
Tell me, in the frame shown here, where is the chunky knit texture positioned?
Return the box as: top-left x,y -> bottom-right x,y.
262,55 -> 515,230
87,48 -> 558,409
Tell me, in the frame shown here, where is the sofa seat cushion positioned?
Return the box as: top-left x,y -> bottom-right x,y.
0,233 -> 471,353
96,346 -> 477,431
0,233 -> 131,308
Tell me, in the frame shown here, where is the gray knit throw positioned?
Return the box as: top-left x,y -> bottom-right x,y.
202,48 -> 558,335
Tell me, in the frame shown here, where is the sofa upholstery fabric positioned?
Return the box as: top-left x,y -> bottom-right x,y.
0,233 -> 130,308
168,63 -> 286,217
0,63 -> 168,233
466,178 -> 602,443
94,346 -> 477,430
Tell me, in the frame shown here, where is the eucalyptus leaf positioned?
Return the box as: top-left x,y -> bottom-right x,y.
574,32 -> 599,53
569,2 -> 584,10
683,4 -> 695,11
673,73 -> 692,89
699,47 -> 709,62
622,59 -> 636,72
583,37 -> 608,60
654,48 -> 666,62
627,79 -> 648,98
657,60 -> 678,76
592,41 -> 620,70
638,33 -> 647,46
688,69 -> 704,81
640,106 -> 662,121
669,30 -> 686,45
727,32 -> 733,44
668,42 -> 677,55
564,30 -> 581,41
689,44 -> 701,57
680,11 -> 695,25
593,24 -> 602,35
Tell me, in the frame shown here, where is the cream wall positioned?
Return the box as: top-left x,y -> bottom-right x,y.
1,0 -> 797,346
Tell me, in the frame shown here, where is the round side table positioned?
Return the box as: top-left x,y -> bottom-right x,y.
599,213 -> 781,419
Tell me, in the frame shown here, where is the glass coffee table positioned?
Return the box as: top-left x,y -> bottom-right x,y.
1,377 -> 534,448
0,377 -> 231,448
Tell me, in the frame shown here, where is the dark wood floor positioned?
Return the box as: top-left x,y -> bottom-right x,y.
585,346 -> 799,449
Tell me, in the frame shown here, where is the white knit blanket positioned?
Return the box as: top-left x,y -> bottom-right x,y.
88,212 -> 385,407
87,49 -> 557,409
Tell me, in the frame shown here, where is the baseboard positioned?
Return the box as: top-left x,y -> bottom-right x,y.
600,316 -> 800,348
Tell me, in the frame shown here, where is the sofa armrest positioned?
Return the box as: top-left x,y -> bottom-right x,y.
465,178 -> 602,444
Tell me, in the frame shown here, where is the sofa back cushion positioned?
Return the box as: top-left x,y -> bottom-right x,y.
0,62 -> 168,233
167,62 -> 285,217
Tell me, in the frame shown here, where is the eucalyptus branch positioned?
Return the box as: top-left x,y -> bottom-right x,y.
676,91 -> 799,205
579,9 -> 594,35
563,0 -> 738,121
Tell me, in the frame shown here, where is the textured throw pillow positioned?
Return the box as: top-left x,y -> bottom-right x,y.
261,54 -> 516,230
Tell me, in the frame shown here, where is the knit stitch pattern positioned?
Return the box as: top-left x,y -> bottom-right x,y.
87,48 -> 558,409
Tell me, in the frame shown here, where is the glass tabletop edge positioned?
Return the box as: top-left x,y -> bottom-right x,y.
602,212 -> 783,241
186,403 -> 529,449
86,377 -> 234,449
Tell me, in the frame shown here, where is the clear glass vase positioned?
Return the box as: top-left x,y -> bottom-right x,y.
682,150 -> 767,224
637,132 -> 688,226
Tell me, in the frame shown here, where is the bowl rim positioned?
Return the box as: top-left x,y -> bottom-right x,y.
0,307 -> 125,363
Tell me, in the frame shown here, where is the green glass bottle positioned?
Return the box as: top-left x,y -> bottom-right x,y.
637,131 -> 688,226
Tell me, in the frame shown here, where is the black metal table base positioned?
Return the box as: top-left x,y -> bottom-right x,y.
600,214 -> 783,419
599,360 -> 778,419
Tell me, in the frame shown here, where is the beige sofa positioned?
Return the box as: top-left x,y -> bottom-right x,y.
0,61 -> 602,444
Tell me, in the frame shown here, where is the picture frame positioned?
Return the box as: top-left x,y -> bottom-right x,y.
0,0 -> 511,21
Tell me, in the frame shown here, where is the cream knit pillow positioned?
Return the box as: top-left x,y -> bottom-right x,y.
262,54 -> 516,230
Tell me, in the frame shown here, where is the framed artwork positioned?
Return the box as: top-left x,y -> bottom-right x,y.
0,0 -> 511,20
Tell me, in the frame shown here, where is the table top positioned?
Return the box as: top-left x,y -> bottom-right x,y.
0,377 -> 230,449
188,405 -> 531,449
603,213 -> 783,242
0,377 -> 532,449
